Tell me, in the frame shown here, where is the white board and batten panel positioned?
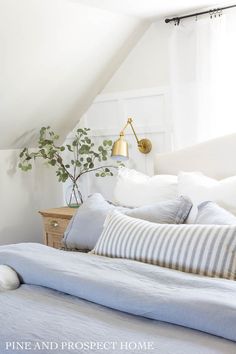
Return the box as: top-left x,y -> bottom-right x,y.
66,87 -> 172,201
81,87 -> 172,173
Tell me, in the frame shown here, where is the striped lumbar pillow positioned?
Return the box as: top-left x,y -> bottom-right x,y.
92,211 -> 236,280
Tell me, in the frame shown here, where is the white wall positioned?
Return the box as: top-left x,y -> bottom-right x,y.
64,20 -> 173,202
0,150 -> 63,245
0,17 -> 171,244
103,21 -> 171,93
0,0 -> 148,245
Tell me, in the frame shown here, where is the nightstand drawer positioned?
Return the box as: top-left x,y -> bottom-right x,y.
46,233 -> 64,249
44,216 -> 70,234
39,207 -> 77,249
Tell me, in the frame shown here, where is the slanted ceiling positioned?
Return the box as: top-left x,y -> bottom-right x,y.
0,0 -> 148,149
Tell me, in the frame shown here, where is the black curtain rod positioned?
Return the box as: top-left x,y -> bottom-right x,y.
165,4 -> 236,24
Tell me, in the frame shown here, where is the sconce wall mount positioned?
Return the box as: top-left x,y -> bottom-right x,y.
111,118 -> 152,160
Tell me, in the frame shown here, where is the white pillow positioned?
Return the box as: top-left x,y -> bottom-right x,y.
114,168 -> 178,207
0,265 -> 20,291
178,171 -> 236,223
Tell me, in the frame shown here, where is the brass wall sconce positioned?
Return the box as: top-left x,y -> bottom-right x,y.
111,118 -> 152,160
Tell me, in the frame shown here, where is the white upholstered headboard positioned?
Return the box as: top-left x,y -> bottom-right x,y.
155,133 -> 236,180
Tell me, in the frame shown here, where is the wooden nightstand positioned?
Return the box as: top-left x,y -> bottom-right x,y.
39,207 -> 77,249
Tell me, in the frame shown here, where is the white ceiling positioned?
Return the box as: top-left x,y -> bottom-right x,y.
74,0 -> 235,19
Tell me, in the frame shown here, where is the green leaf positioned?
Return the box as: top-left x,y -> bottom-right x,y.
49,159 -> 56,166
61,173 -> 68,182
79,145 -> 90,154
85,137 -> 91,144
19,150 -> 25,158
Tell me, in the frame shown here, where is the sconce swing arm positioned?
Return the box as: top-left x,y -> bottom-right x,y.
119,118 -> 152,154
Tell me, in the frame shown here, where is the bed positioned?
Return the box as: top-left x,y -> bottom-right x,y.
0,134 -> 236,354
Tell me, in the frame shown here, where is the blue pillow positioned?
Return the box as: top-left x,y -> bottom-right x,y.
63,193 -> 192,250
194,201 -> 236,225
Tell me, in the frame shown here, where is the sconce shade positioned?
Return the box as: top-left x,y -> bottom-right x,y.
111,135 -> 129,161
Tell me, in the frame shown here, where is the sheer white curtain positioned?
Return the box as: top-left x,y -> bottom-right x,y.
169,11 -> 236,150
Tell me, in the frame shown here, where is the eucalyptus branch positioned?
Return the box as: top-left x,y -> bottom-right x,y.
54,152 -> 74,181
18,126 -> 120,205
76,165 -> 117,181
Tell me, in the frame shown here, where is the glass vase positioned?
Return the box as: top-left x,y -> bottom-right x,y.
65,182 -> 83,208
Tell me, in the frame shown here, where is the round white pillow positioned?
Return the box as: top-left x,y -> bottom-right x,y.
0,265 -> 20,291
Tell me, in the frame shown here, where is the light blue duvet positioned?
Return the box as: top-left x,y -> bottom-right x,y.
0,243 -> 235,354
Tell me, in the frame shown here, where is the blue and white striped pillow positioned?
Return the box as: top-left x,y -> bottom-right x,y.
92,211 -> 236,280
